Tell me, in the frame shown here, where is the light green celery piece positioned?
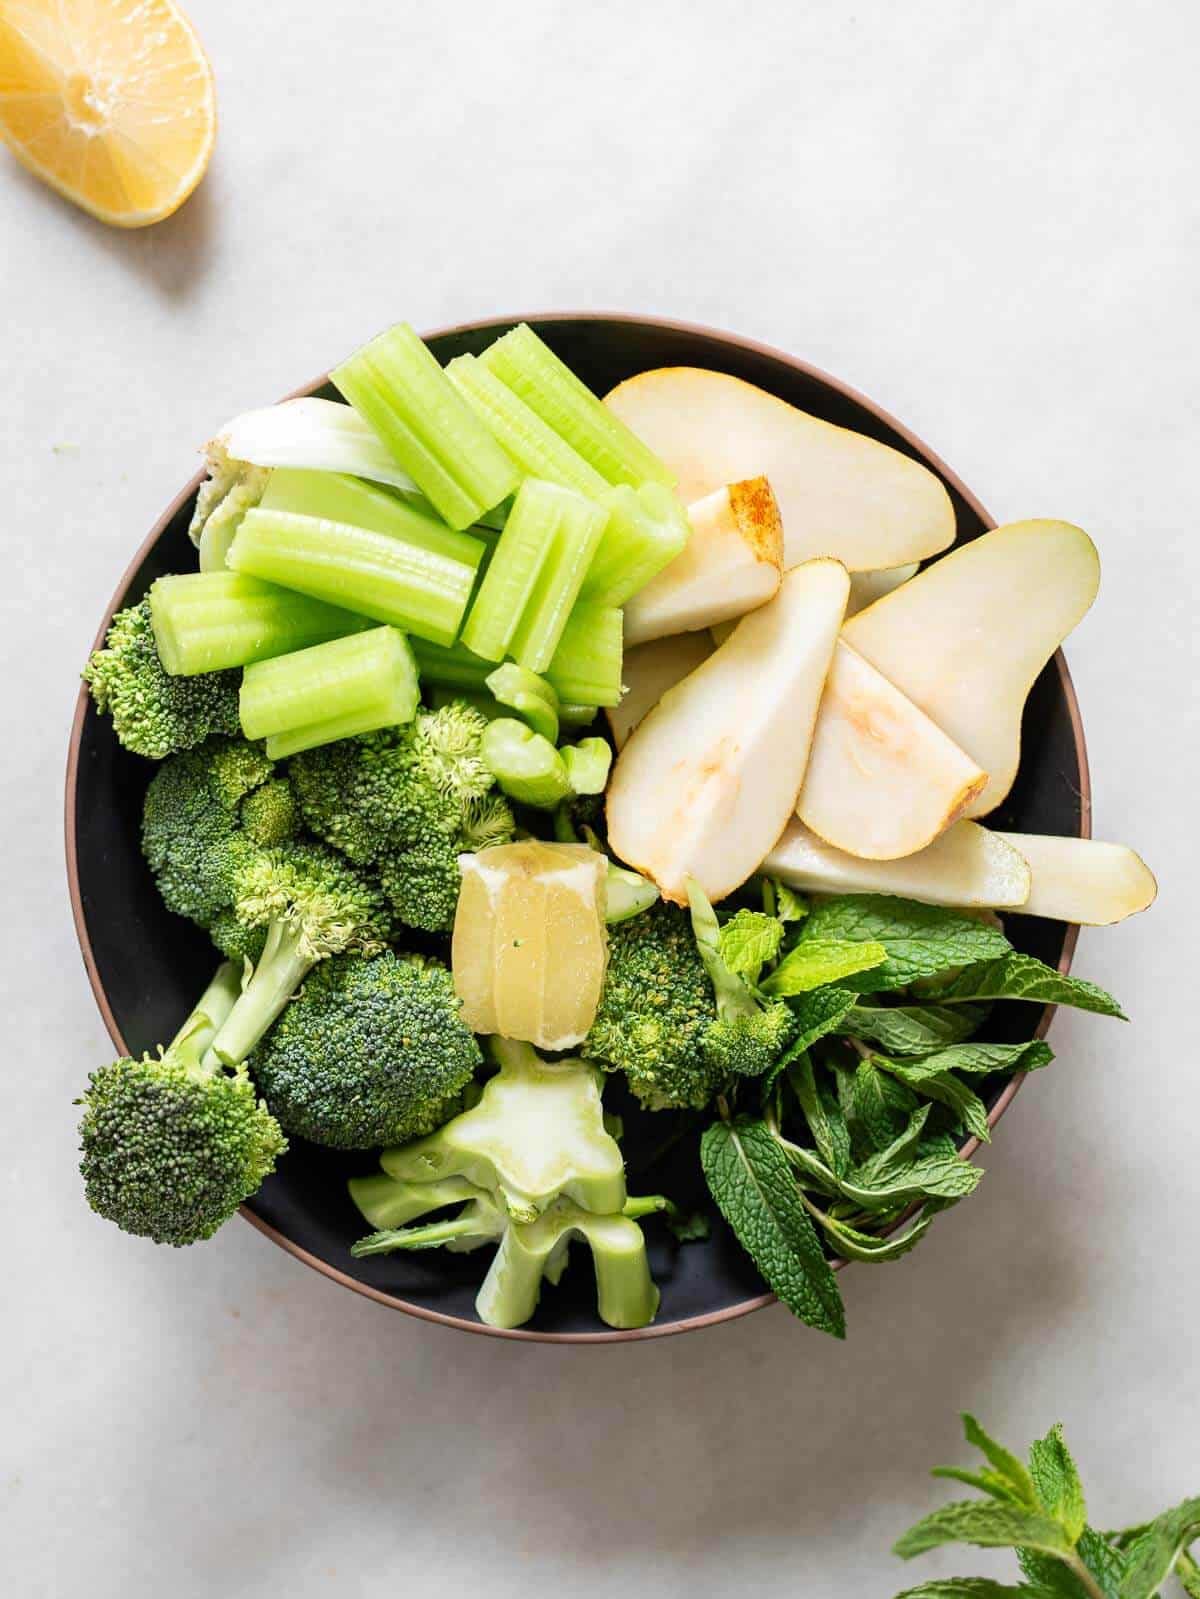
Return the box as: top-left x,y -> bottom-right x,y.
479,324 -> 675,488
480,718 -> 572,809
545,601 -> 623,707
561,738 -> 612,796
332,321 -> 519,530
410,637 -> 495,692
557,701 -> 600,727
228,507 -> 482,647
485,662 -> 560,742
149,571 -> 367,676
581,483 -> 690,607
240,625 -> 417,741
508,483 -> 609,672
426,685 -> 508,722
259,467 -> 485,568
445,354 -> 609,498
460,477 -> 559,661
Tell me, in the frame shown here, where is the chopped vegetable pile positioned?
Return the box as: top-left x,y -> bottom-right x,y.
77,320 -> 1156,1334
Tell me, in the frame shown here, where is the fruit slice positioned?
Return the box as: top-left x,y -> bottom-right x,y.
603,367 -> 955,571
606,633 -> 713,750
765,818 -> 1031,909
994,834 -> 1157,925
623,477 -> 783,646
452,842 -> 609,1050
844,520 -> 1100,817
607,560 -> 849,904
0,0 -> 216,227
846,562 -> 919,616
796,642 -> 987,858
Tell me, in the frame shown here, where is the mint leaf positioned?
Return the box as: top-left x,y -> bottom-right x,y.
1016,1551 -> 1101,1599
1118,1498 -> 1200,1598
1029,1425 -> 1087,1542
840,1148 -> 983,1207
894,1502 -> 1076,1560
846,1001 -> 990,1052
801,896 -> 1011,991
847,1057 -> 915,1152
933,1467 -> 1031,1506
876,1059 -> 992,1143
807,1200 -> 938,1264
777,1137 -> 842,1196
930,954 -> 1126,1020
1176,1548 -> 1200,1599
700,1117 -> 845,1337
895,1041 -> 1054,1077
959,1415 -> 1041,1508
788,1054 -> 852,1175
762,937 -> 887,995
785,986 -> 858,1054
771,880 -> 809,922
719,908 -> 783,984
894,1582 -> 1057,1598
855,1104 -> 933,1181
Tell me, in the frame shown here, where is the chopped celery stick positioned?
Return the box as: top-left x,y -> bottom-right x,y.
445,354 -> 608,499
211,397 -> 422,493
150,571 -> 366,676
259,468 -> 484,569
481,719 -> 572,810
508,484 -> 609,673
332,322 -> 519,530
479,324 -> 675,488
228,508 -> 482,648
557,702 -> 600,727
582,483 -> 690,607
265,701 -> 408,759
427,686 -> 508,722
410,637 -> 495,692
240,625 -> 417,743
545,602 -> 624,707
460,477 -> 560,661
485,663 -> 560,743
560,738 -> 612,795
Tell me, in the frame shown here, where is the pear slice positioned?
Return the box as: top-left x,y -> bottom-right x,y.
603,366 -> 955,571
606,632 -> 713,750
994,834 -> 1157,925
623,476 -> 782,646
843,520 -> 1100,818
846,562 -> 919,616
607,559 -> 849,904
797,642 -> 988,859
765,818 -> 1031,908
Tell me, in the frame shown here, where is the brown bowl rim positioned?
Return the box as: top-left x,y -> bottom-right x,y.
64,310 -> 1089,1344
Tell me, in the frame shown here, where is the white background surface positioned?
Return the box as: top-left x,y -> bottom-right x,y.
3,2 -> 1197,1594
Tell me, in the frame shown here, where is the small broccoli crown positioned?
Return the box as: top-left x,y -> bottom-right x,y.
230,840 -> 393,959
238,778 -> 299,847
702,999 -> 795,1079
376,836 -> 462,933
288,737 -> 381,862
584,902 -> 721,1111
251,951 -> 480,1149
78,1053 -> 285,1246
83,599 -> 240,760
208,908 -> 268,965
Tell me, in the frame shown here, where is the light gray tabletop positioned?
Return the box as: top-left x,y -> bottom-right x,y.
3,2 -> 1196,1594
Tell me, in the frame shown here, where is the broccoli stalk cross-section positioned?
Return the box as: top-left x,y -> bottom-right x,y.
77,963 -> 286,1246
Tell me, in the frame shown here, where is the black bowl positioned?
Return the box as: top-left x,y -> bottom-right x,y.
65,314 -> 1088,1342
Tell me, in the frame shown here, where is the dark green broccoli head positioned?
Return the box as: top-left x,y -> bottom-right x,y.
83,598 -> 240,759
208,909 -> 268,965
240,778 -> 300,847
585,902 -> 720,1111
251,951 -> 480,1149
702,999 -> 796,1079
78,1052 -> 285,1245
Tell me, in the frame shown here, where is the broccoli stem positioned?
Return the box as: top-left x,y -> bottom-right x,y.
172,962 -> 243,1073
204,921 -> 313,1068
351,1216 -> 487,1256
686,876 -> 760,1019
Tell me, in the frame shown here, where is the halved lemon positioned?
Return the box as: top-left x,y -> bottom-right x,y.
0,0 -> 215,228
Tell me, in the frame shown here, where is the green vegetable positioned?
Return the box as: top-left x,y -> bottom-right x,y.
380,1038 -> 626,1221
332,321 -> 519,529
227,504 -> 484,648
799,895 -> 1012,991
927,952 -> 1127,1019
445,352 -> 608,497
687,878 -> 795,1078
481,719 -> 572,808
409,636 -> 495,693
83,598 -> 240,759
480,323 -> 675,488
891,1414 -> 1200,1599
150,571 -> 366,676
762,936 -> 889,995
560,737 -> 612,795
288,701 -> 514,932
845,1001 -> 991,1053
249,951 -> 479,1148
581,482 -> 690,607
717,908 -> 784,984
239,625 -> 419,756
76,963 -> 286,1246
485,662 -> 559,741
545,600 -> 624,707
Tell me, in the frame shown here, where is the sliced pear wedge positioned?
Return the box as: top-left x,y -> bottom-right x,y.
765,818 -> 1031,908
623,476 -> 782,646
994,834 -> 1157,925
846,562 -> 918,616
606,632 -> 713,750
843,519 -> 1100,818
607,560 -> 849,904
797,642 -> 988,859
603,366 -> 955,571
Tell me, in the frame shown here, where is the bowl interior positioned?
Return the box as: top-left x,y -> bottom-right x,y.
68,316 -> 1086,1340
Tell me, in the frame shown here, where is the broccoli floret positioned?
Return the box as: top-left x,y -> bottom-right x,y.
83,599 -> 240,759
208,909 -> 267,965
289,703 -> 515,932
250,951 -> 479,1149
77,964 -> 286,1246
688,880 -> 797,1080
584,902 -> 720,1110
240,778 -> 300,847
